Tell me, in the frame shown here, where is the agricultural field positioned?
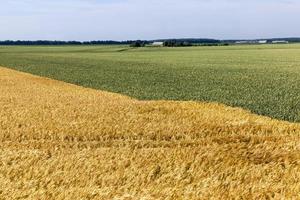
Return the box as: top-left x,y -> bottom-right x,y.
1,44 -> 300,122
1,44 -> 300,199
1,66 -> 300,199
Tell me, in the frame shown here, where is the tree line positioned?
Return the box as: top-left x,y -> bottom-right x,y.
129,39 -> 223,47
0,40 -> 145,45
1,38 -> 299,46
0,38 -> 220,46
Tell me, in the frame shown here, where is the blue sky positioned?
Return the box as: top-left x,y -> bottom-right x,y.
0,0 -> 299,41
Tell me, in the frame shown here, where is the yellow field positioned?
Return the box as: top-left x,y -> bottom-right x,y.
1,67 -> 300,199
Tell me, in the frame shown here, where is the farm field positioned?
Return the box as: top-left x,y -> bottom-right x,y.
1,44 -> 300,122
1,67 -> 300,199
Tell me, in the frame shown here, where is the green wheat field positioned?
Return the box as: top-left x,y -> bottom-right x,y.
1,44 -> 300,122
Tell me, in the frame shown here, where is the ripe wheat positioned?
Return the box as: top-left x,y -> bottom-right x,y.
1,67 -> 300,199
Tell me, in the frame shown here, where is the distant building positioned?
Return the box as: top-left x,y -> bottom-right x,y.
235,41 -> 248,44
258,40 -> 267,44
236,40 -> 258,44
236,40 -> 289,45
272,40 -> 289,44
152,42 -> 164,46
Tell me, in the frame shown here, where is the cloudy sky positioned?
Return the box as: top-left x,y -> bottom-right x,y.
0,0 -> 299,41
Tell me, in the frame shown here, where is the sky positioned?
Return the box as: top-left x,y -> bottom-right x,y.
0,0 -> 299,41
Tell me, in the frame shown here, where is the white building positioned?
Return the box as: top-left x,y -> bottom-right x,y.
152,42 -> 164,46
235,41 -> 248,44
272,40 -> 289,44
258,40 -> 267,44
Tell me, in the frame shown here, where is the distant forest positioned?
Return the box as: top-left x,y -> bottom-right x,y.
0,39 -> 220,46
0,40 -> 135,45
0,38 -> 299,45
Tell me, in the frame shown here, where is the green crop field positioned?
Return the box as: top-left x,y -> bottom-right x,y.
1,44 -> 300,122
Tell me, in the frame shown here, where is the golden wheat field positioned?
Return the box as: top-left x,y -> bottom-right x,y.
1,66 -> 300,199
